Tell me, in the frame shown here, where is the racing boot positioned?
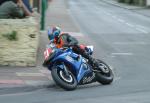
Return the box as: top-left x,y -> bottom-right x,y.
87,56 -> 99,70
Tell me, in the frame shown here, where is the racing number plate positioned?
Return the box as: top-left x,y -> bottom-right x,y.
44,48 -> 52,60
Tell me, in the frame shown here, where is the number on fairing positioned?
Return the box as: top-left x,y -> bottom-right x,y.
44,48 -> 52,60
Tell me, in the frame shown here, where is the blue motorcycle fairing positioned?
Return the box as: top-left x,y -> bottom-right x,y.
76,58 -> 94,83
47,47 -> 95,84
48,49 -> 82,75
55,64 -> 64,70
54,52 -> 81,67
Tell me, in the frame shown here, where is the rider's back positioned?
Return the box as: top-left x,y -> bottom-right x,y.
54,33 -> 78,48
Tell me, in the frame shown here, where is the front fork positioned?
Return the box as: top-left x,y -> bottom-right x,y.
61,62 -> 70,77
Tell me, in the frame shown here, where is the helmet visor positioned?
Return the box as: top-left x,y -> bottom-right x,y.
48,29 -> 54,40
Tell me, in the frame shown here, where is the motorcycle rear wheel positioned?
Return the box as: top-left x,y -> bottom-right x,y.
51,65 -> 77,91
95,59 -> 114,85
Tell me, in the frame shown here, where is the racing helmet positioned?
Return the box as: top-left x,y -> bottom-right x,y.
48,26 -> 61,40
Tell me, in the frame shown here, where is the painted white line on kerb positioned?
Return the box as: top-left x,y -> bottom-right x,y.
111,53 -> 133,56
135,28 -> 148,34
125,22 -> 134,27
0,92 -> 30,97
39,69 -> 51,74
117,19 -> 125,23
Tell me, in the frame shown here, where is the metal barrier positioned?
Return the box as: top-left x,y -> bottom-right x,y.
41,0 -> 48,30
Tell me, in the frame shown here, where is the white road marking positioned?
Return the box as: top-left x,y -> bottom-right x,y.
135,28 -> 149,34
125,22 -> 134,27
104,12 -> 111,15
114,17 -> 149,34
104,12 -> 149,34
111,53 -> 133,56
66,32 -> 84,37
16,73 -> 45,76
136,25 -> 147,30
135,25 -> 149,34
117,19 -> 125,23
112,15 -> 117,19
113,42 -> 148,45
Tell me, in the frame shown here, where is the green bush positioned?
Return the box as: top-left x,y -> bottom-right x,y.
138,0 -> 146,6
124,0 -> 134,4
2,31 -> 18,41
133,0 -> 139,5
118,0 -> 125,3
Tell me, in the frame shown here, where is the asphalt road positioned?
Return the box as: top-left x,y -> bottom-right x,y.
1,0 -> 150,103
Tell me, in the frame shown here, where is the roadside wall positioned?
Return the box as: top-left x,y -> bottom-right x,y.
0,17 -> 39,66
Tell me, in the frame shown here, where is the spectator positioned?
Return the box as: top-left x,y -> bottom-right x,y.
22,0 -> 33,13
0,0 -> 32,19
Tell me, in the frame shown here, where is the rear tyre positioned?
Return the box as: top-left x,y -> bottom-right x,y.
95,59 -> 114,85
51,65 -> 77,91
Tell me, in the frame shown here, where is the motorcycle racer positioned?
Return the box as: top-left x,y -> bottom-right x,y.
47,26 -> 98,68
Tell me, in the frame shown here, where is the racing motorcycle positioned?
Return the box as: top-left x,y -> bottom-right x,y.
43,43 -> 114,91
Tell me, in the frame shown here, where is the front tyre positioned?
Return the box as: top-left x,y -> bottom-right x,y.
95,59 -> 114,85
51,66 -> 77,91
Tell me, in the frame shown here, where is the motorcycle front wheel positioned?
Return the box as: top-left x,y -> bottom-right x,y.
51,65 -> 77,91
95,59 -> 114,85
